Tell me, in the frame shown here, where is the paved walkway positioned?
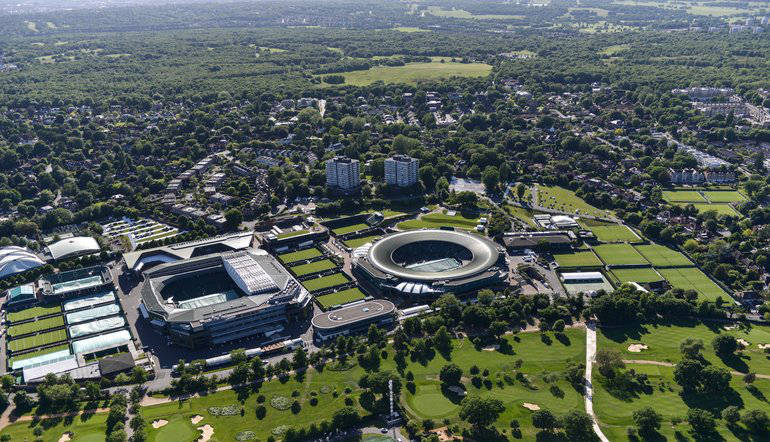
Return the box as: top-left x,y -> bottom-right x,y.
585,322 -> 610,442
622,359 -> 770,379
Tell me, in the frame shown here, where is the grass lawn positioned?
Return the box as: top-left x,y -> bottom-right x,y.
397,212 -> 480,231
8,305 -> 62,323
315,288 -> 366,309
661,190 -> 706,203
301,273 -> 349,292
278,248 -> 322,264
392,27 -> 430,32
536,185 -> 611,218
676,202 -> 741,217
598,44 -> 630,55
702,190 -> 747,203
657,267 -> 730,302
426,5 -> 524,20
7,343 -> 70,366
593,243 -> 649,266
343,235 -> 380,249
326,61 -> 491,86
595,364 -> 770,441
610,267 -> 664,284
8,329 -> 68,352
332,223 -> 369,235
582,222 -> 640,243
633,244 -> 692,267
597,321 -> 770,374
277,229 -> 309,239
553,250 -> 603,268
7,315 -> 65,337
503,205 -> 538,228
0,410 -> 109,442
290,259 -> 337,277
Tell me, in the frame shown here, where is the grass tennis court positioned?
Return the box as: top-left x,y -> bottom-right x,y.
8,329 -> 68,352
633,244 -> 692,267
593,243 -> 649,266
657,267 -> 729,301
703,190 -> 746,203
7,343 -> 69,366
553,250 -> 602,268
315,288 -> 366,309
277,229 -> 309,239
661,190 -> 706,203
301,273 -> 349,292
7,305 -> 62,323
278,248 -> 322,264
332,223 -> 369,235
610,267 -> 663,284
397,212 -> 480,231
584,223 -> 639,243
343,235 -> 380,248
290,259 -> 337,276
675,202 -> 741,217
7,315 -> 64,337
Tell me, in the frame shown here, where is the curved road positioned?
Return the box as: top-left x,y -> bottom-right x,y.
585,322 -> 610,442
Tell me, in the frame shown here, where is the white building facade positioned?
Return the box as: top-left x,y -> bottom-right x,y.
326,156 -> 361,189
384,155 -> 419,187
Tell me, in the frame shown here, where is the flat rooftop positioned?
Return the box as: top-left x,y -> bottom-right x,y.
312,299 -> 395,330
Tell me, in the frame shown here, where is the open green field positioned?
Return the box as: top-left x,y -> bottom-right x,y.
596,364 -> 770,441
7,343 -> 70,367
276,229 -> 309,239
676,202 -> 742,217
315,287 -> 366,309
7,315 -> 64,337
581,221 -> 640,243
278,248 -> 322,264
661,190 -> 706,203
598,44 -> 630,55
598,321 -> 770,374
503,205 -> 538,228
397,212 -> 480,231
290,259 -> 337,277
657,267 -> 730,302
392,27 -> 430,32
426,5 -> 524,20
8,329 -> 68,352
343,235 -> 380,249
332,223 -> 369,235
609,267 -> 663,284
325,61 -> 491,86
593,243 -> 649,266
633,243 -> 692,267
0,410 -> 109,442
8,305 -> 62,323
536,185 -> 611,218
702,190 -> 747,203
553,250 -> 603,268
301,273 -> 349,292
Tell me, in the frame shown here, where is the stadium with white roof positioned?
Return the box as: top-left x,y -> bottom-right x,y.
139,249 -> 312,348
0,246 -> 45,279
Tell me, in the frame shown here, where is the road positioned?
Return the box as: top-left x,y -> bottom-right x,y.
584,322 -> 610,442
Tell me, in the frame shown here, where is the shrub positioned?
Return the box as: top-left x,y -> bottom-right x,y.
270,396 -> 292,411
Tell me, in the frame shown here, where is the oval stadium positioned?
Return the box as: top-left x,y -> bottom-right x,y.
352,229 -> 507,296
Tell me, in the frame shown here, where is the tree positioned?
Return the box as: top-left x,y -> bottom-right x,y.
562,410 -> 596,441
712,335 -> 739,358
292,347 -> 308,370
250,356 -> 265,381
721,406 -> 741,426
531,409 -> 558,432
687,408 -> 716,434
553,319 -> 565,333
439,364 -> 463,386
481,166 -> 500,192
595,349 -> 625,378
700,366 -> 730,394
632,407 -> 662,435
433,326 -> 452,354
459,396 -> 505,428
674,358 -> 704,392
331,406 -> 360,429
741,409 -> 769,434
224,208 -> 243,230
12,391 -> 33,412
679,338 -> 704,359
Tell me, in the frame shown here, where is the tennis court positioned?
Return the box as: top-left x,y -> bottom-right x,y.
302,273 -> 350,292
593,244 -> 649,266
657,267 -> 729,302
7,305 -> 62,323
8,329 -> 68,352
610,267 -> 664,284
278,248 -> 322,264
7,316 -> 65,337
315,288 -> 366,309
553,250 -> 602,268
633,244 -> 692,267
290,259 -> 337,276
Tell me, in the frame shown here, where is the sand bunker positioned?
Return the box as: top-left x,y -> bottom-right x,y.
482,345 -> 500,351
628,344 -> 649,353
724,325 -> 738,331
58,432 -> 73,442
737,338 -> 750,348
522,403 -> 540,411
197,424 -> 214,442
152,419 -> 168,429
758,344 -> 770,350
191,415 -> 204,425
